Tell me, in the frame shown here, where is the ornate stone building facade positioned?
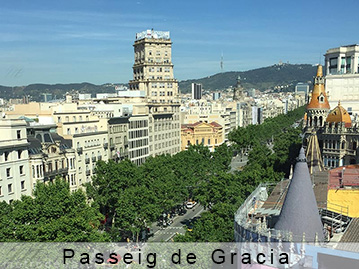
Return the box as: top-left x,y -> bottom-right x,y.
181,121 -> 223,152
304,65 -> 359,169
130,30 -> 181,157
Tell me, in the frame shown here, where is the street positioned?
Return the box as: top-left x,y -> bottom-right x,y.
229,154 -> 248,173
148,204 -> 205,242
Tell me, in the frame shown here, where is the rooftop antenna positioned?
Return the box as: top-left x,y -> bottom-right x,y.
220,51 -> 224,72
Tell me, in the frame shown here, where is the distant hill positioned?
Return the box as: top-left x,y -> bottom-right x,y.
178,63 -> 317,93
0,83 -> 121,101
0,63 -> 317,101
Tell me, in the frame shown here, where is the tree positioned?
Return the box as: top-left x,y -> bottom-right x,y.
0,178 -> 108,242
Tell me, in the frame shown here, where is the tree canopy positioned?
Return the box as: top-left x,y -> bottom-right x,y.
0,178 -> 109,242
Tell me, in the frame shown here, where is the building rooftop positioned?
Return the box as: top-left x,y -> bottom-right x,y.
135,30 -> 170,41
326,101 -> 352,128
338,218 -> 359,252
274,148 -> 324,241
328,165 -> 359,189
307,65 -> 330,110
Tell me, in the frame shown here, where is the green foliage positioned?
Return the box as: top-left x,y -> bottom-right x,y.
176,106 -> 304,242
86,144 -> 234,241
0,178 -> 108,242
85,106 -> 304,242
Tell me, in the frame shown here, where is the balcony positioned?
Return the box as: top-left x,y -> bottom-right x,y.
44,167 -> 69,180
77,147 -> 83,154
92,157 -> 97,162
85,158 -> 90,164
98,155 -> 102,161
86,170 -> 91,176
110,144 -> 115,150
103,143 -> 108,150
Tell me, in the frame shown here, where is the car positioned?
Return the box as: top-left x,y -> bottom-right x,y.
186,201 -> 197,209
178,208 -> 187,216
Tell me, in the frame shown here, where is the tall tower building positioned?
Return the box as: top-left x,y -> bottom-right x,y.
191,83 -> 202,100
233,75 -> 243,101
305,65 -> 330,129
130,29 -> 181,157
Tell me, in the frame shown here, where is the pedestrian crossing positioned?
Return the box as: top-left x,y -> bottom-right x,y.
157,231 -> 184,234
155,227 -> 185,235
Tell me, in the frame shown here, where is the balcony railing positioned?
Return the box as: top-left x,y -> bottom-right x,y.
44,167 -> 69,178
92,157 -> 96,162
85,158 -> 90,164
77,147 -> 83,154
86,170 -> 91,176
98,156 -> 102,161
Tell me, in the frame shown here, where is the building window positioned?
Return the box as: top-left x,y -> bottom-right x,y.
5,152 -> 9,161
0,186 -> 2,196
329,58 -> 337,74
67,128 -> 71,135
6,168 -> 11,178
19,165 -> 24,175
18,150 -> 22,159
17,130 -> 21,139
208,139 -> 211,145
21,181 -> 25,190
8,184 -> 12,193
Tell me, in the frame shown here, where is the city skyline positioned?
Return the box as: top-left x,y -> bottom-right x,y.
1,0 -> 359,86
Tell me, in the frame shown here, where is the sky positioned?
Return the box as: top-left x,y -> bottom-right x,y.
1,0 -> 359,86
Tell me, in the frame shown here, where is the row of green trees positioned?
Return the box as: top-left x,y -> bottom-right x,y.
85,144 -> 233,241
174,107 -> 305,242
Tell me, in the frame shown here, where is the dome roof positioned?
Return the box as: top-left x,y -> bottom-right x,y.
326,102 -> 352,127
307,65 -> 330,110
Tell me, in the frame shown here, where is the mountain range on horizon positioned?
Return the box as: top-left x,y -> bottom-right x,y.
0,63 -> 317,101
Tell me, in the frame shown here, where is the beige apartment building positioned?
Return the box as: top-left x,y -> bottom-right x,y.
6,101 -> 109,189
27,123 -> 77,191
108,117 -> 129,162
128,115 -> 150,165
0,119 -> 31,203
130,30 -> 181,157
